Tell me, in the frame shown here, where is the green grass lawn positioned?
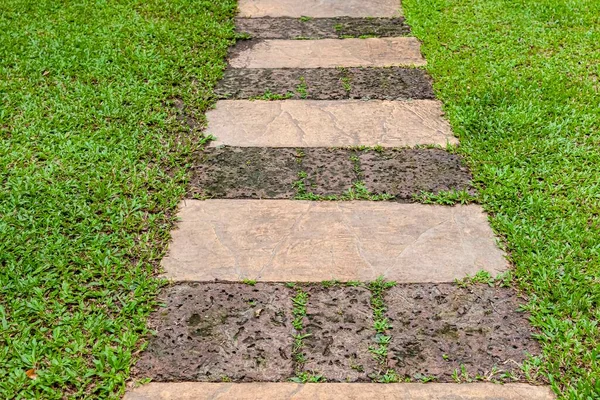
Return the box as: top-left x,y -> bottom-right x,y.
403,0 -> 600,398
0,0 -> 236,398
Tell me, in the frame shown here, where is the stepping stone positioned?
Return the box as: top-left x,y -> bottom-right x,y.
124,382 -> 556,399
134,283 -> 294,382
236,17 -> 411,40
190,147 -> 472,200
230,38 -> 425,69
216,67 -> 435,101
301,285 -> 377,382
238,0 -> 402,18
385,284 -> 539,381
206,100 -> 457,147
160,200 -> 507,282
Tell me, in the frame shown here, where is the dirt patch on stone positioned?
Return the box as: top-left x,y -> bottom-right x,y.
190,147 -> 472,201
359,148 -> 473,199
134,283 -> 294,382
236,17 -> 410,39
385,284 -> 540,382
301,285 -> 378,382
216,67 -> 434,100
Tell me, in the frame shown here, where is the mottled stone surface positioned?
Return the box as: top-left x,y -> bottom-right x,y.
206,100 -> 457,147
160,200 -> 508,282
215,67 -> 435,100
385,284 -> 540,381
238,0 -> 402,18
190,147 -> 472,200
302,286 -> 377,381
229,38 -> 425,68
134,283 -> 294,382
125,382 -> 556,400
236,17 -> 410,39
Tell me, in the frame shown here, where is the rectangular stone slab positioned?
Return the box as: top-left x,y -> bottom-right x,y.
215,67 -> 435,101
161,200 -> 508,282
235,17 -> 411,40
206,100 -> 457,147
230,38 -> 425,68
125,382 -> 556,400
238,0 -> 402,18
190,147 -> 472,200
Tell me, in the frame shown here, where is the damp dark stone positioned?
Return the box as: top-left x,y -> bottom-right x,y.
236,17 -> 411,39
215,67 -> 435,101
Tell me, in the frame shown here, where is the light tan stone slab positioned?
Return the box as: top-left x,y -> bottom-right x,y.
161,200 -> 508,282
125,382 -> 555,400
238,0 -> 402,18
207,100 -> 457,147
230,38 -> 425,69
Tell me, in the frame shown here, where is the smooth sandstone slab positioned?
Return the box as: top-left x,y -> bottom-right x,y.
125,382 -> 556,400
207,100 -> 457,147
161,200 -> 508,282
230,38 -> 425,68
238,0 -> 402,18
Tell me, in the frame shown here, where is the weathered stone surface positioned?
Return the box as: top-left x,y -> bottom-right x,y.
206,100 -> 457,147
133,283 -> 294,382
385,284 -> 540,381
238,0 -> 402,18
236,17 -> 410,39
359,148 -> 473,199
230,38 -> 425,68
301,286 -> 377,381
125,382 -> 556,400
160,200 -> 508,282
215,67 -> 435,101
190,147 -> 472,200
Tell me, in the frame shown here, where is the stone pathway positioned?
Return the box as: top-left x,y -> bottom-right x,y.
125,1 -> 554,399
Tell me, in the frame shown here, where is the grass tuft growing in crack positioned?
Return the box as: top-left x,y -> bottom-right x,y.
249,89 -> 294,101
412,190 -> 477,205
367,277 -> 397,383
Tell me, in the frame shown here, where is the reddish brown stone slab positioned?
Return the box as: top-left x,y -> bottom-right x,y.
160,200 -> 508,282
229,38 -> 425,68
125,382 -> 556,399
133,283 -> 294,382
238,0 -> 403,18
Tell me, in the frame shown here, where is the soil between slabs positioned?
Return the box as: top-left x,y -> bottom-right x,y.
215,67 -> 435,100
385,284 -> 541,382
235,17 -> 411,40
189,147 -> 473,200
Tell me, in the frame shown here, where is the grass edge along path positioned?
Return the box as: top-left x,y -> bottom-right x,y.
0,1 -> 237,398
403,0 -> 600,398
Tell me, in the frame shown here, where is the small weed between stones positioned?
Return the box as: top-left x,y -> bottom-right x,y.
289,288 -> 325,381
299,16 -> 312,22
249,89 -> 294,101
296,77 -> 308,99
412,189 -> 477,205
242,279 -> 257,286
293,171 -> 395,201
367,277 -> 398,383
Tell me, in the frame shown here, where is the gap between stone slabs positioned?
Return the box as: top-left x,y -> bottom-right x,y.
160,200 -> 507,282
230,38 -> 425,69
124,382 -> 555,400
206,100 -> 457,148
237,0 -> 403,18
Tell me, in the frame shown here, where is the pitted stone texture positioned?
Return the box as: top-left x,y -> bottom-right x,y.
190,147 -> 472,200
206,100 -> 457,148
385,284 -> 540,382
161,200 -> 508,282
230,38 -> 425,68
302,286 -> 377,381
215,67 -> 435,100
238,0 -> 402,18
134,283 -> 293,382
236,17 -> 410,39
125,382 -> 556,400
359,148 -> 473,198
